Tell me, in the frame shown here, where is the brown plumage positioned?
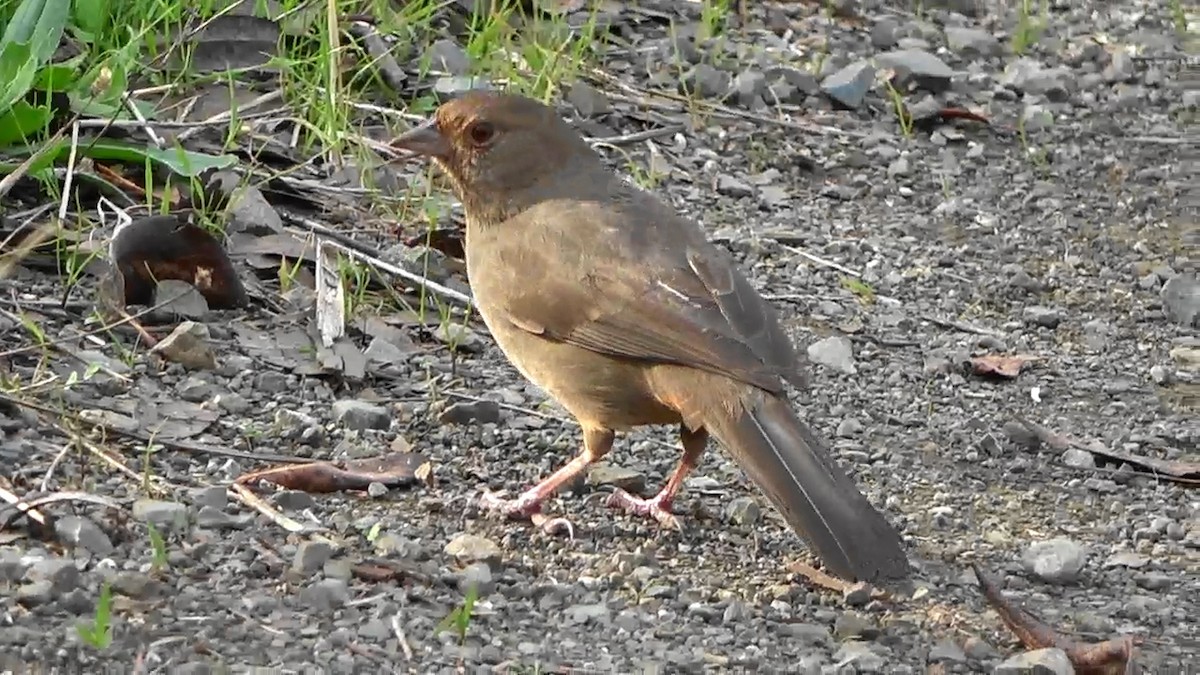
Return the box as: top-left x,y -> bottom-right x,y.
391,91 -> 909,583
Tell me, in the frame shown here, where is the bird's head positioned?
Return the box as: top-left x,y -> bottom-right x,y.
390,91 -> 597,219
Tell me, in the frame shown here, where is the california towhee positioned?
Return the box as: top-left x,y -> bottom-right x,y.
391,91 -> 909,582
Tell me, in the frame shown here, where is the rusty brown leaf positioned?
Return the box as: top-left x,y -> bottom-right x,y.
235,451 -> 431,493
973,564 -> 1141,674
111,213 -> 247,310
970,354 -> 1038,380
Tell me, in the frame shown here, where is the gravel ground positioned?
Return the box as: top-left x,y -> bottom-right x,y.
1,1 -> 1197,673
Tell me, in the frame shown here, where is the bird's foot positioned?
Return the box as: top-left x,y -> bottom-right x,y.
606,488 -> 682,530
479,489 -> 574,538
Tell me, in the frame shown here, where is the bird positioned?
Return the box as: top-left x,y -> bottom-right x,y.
390,90 -> 910,583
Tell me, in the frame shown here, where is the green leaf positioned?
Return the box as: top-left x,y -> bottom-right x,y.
0,99 -> 50,146
71,0 -> 108,35
34,61 -> 77,91
0,41 -> 38,113
0,0 -> 70,64
0,137 -> 237,177
0,0 -> 71,112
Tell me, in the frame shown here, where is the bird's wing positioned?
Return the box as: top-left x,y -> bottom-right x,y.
496,203 -> 804,394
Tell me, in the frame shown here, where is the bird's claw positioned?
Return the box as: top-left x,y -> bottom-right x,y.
606,488 -> 682,530
479,489 -> 574,538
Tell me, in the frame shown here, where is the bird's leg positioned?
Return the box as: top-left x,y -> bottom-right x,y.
481,427 -> 613,535
606,425 -> 706,529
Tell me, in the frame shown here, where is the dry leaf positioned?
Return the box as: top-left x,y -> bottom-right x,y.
110,213 -> 247,309
974,564 -> 1141,674
235,451 -> 430,493
970,354 -> 1037,379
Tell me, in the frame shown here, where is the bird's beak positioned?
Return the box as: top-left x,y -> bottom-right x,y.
390,119 -> 451,159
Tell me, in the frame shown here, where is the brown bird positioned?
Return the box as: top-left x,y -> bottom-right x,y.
391,91 -> 909,582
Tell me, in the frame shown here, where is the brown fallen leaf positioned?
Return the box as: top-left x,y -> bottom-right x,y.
1074,444 -> 1199,487
351,558 -> 433,585
111,212 -> 247,310
973,563 -> 1141,675
970,354 -> 1038,380
1010,418 -> 1199,487
234,451 -> 431,493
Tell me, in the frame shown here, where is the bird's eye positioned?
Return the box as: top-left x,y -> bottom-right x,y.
467,121 -> 496,147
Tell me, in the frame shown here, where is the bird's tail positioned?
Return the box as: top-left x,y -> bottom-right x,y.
704,392 -> 909,582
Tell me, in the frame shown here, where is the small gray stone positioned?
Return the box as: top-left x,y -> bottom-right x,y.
1061,448 -> 1095,469
132,499 -> 189,533
195,505 -> 246,530
1081,319 -> 1111,351
1134,572 -> 1172,591
722,600 -> 747,624
822,60 -> 875,108
1022,539 -> 1087,584
1023,306 -> 1063,329
783,622 -> 831,646
58,587 -> 95,615
293,541 -> 335,576
842,581 -> 871,607
834,612 -> 878,640
730,69 -> 767,108
1021,104 -> 1054,132
332,399 -> 391,431
272,490 -> 317,511
366,482 -> 388,498
877,49 -> 955,92
644,583 -> 675,598
255,371 -> 290,392
807,336 -> 857,375
151,321 -> 217,371
834,642 -> 886,672
887,156 -> 910,178
836,417 -> 864,437
301,578 -> 349,612
944,27 -> 1000,57
438,399 -> 501,425
682,63 -> 731,99
445,533 -> 501,566
1103,51 -> 1136,83
110,571 -> 162,599
929,639 -> 967,663
154,280 -> 210,319
994,647 -> 1075,675
16,580 -> 54,607
433,322 -> 483,352
432,76 -> 491,98
566,82 -> 611,117
764,66 -> 818,104
26,558 -> 79,593
1001,59 -> 1072,101
587,464 -> 646,493
964,636 -> 1000,660
717,174 -> 754,198
364,335 -> 412,366
1161,274 -> 1199,327
428,38 -> 470,75
324,558 -> 354,581
190,485 -> 228,510
459,562 -> 496,596
724,496 -> 761,526
54,516 -> 113,556
566,603 -> 610,624
870,19 -> 899,49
